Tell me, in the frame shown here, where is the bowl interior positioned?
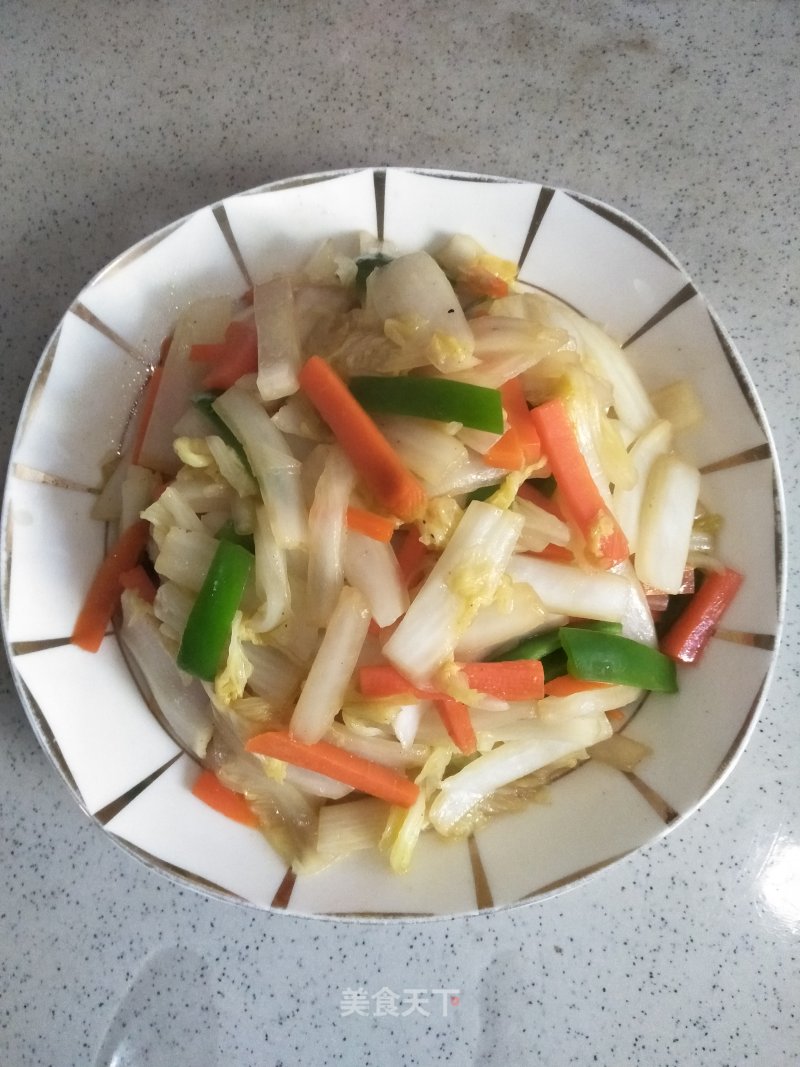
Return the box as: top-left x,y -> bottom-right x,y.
1,168 -> 785,918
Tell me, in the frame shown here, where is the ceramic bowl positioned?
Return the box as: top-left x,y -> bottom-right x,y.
1,168 -> 785,918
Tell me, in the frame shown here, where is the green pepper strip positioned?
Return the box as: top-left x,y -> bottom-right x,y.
177,540 -> 254,682
192,392 -> 254,476
489,620 -> 623,665
348,375 -> 505,435
559,627 -> 678,693
488,629 -> 562,663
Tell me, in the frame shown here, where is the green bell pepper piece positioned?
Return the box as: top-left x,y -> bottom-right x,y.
348,375 -> 505,434
489,629 -> 562,663
559,627 -> 678,693
489,620 -> 623,666
177,540 -> 254,681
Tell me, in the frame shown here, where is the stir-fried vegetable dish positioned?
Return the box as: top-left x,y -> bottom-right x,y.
74,231 -> 742,874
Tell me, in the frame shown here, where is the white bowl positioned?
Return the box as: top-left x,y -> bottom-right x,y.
1,168 -> 785,918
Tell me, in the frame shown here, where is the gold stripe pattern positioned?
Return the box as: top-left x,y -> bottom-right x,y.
700,444 -> 772,473
11,463 -> 98,493
211,203 -> 253,289
621,281 -> 696,348
270,868 -> 297,910
623,771 -> 679,824
373,168 -> 386,242
72,303 -> 151,367
94,753 -> 182,825
517,185 -> 555,267
525,852 -> 626,898
715,629 -> 775,651
468,835 -> 495,911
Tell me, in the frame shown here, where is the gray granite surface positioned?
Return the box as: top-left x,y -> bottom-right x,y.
1,1 -> 798,1064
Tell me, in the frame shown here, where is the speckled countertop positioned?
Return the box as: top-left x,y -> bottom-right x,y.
2,2 -> 798,1064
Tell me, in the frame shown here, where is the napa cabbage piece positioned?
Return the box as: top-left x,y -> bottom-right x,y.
429,717 -> 612,835
497,290 -> 657,434
381,747 -> 452,874
316,797 -> 389,860
137,297 -> 234,475
206,729 -> 321,869
119,590 -> 214,758
383,501 -> 524,680
212,383 -> 307,549
214,611 -> 254,706
254,275 -> 302,403
365,251 -> 477,372
635,452 -> 701,593
289,585 -> 371,744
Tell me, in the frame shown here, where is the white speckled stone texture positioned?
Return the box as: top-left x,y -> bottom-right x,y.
1,1 -> 798,1065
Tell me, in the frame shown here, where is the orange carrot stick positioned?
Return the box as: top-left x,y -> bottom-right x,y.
543,675 -> 612,697
346,506 -> 396,543
200,321 -> 258,390
71,520 -> 151,652
530,398 -> 628,568
527,543 -> 575,563
245,730 -> 419,807
119,565 -> 157,605
434,697 -> 476,755
298,356 -> 427,522
660,567 -> 743,664
501,378 -> 541,464
459,660 -> 545,701
395,526 -> 429,588
461,266 -> 509,300
358,664 -> 439,700
192,769 -> 259,827
484,426 -> 526,471
131,366 -> 164,466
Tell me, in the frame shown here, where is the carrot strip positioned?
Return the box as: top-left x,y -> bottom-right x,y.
200,321 -> 258,390
530,398 -> 628,568
485,426 -> 526,470
434,697 -> 476,755
660,567 -> 743,664
346,506 -> 396,543
119,565 -> 157,605
461,266 -> 509,300
460,660 -> 545,701
189,341 -> 227,363
395,526 -> 429,588
131,366 -> 164,466
527,543 -> 575,563
298,356 -> 427,522
501,378 -> 541,464
71,520 -> 151,652
358,664 -> 439,701
543,675 -> 612,697
192,769 -> 259,827
245,730 -> 419,807
190,320 -> 255,361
